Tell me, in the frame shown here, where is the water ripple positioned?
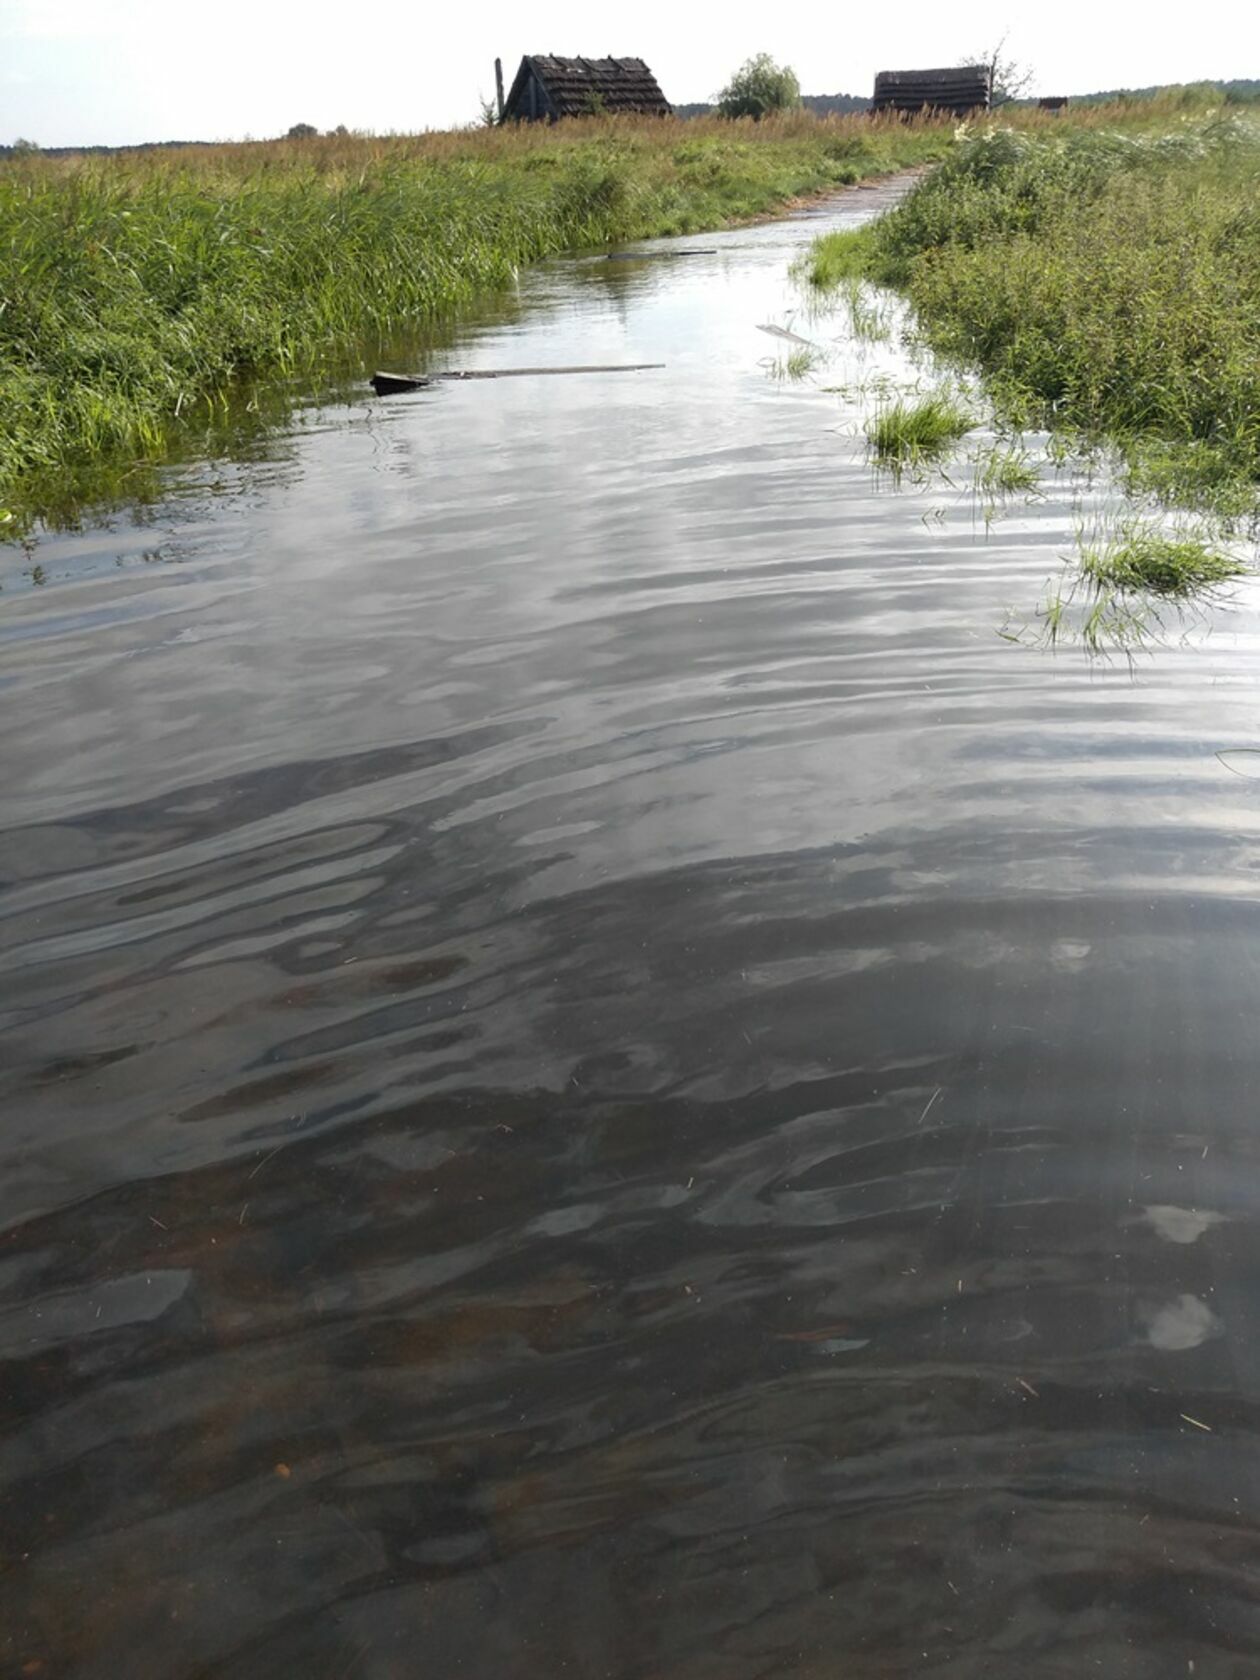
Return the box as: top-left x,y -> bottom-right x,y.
4,175 -> 1260,1677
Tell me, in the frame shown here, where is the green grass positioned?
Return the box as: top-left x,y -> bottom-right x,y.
836,276 -> 891,343
1078,529 -> 1245,597
802,223 -> 880,290
0,114 -> 949,538
1008,516 -> 1249,654
1024,571 -> 1164,658
1121,437 -> 1260,520
867,393 -> 972,465
807,109 -> 1260,518
785,345 -> 824,379
973,441 -> 1039,496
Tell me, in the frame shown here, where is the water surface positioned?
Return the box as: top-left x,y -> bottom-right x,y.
5,177 -> 1260,1679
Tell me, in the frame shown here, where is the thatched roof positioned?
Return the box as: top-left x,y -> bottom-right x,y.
503,55 -> 671,120
872,67 -> 992,115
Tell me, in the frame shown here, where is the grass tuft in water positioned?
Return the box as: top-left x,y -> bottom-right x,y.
785,345 -> 824,380
867,394 -> 972,466
1078,529 -> 1246,597
973,441 -> 1039,497
837,276 -> 891,343
1019,571 -> 1160,658
1008,516 -> 1249,655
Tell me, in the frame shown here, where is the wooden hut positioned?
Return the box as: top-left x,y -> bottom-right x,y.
501,55 -> 671,122
1038,96 -> 1069,113
871,66 -> 992,117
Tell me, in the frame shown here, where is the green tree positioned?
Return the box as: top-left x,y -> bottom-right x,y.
716,54 -> 801,120
285,122 -> 318,139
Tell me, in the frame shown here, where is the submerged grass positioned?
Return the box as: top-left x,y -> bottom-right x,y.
1,113 -> 949,538
835,276 -> 891,343
806,105 -> 1260,518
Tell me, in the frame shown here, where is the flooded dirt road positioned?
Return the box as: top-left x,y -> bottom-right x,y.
5,175 -> 1260,1677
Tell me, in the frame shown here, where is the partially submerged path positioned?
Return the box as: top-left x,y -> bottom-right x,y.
4,169 -> 1260,1679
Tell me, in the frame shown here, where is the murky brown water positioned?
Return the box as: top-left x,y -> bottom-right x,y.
5,177 -> 1260,1678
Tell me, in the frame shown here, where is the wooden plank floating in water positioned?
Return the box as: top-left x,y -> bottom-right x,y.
604,249 -> 718,262
371,364 -> 665,396
371,371 -> 434,394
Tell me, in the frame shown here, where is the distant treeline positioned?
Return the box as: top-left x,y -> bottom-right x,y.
0,138 -> 211,159
678,79 -> 1260,121
675,92 -> 869,119
1068,78 -> 1260,105
4,79 -> 1258,156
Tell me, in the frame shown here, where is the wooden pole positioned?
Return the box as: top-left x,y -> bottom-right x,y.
494,58 -> 505,121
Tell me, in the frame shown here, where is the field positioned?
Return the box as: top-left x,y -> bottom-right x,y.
805,97 -> 1260,519
0,113 -> 951,538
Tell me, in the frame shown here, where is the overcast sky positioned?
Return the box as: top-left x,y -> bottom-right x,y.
3,0 -> 1257,148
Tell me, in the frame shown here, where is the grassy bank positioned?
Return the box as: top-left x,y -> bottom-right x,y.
1,114 -> 951,538
805,105 -> 1260,518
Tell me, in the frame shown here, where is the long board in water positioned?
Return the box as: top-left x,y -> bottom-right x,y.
604,249 -> 718,261
372,364 -> 665,395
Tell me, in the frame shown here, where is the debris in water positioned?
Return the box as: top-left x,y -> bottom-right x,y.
372,363 -> 665,395
605,248 -> 717,261
1017,1377 -> 1040,1399
248,1145 -> 284,1180
775,1323 -> 858,1343
370,371 -> 433,395
917,1086 -> 943,1125
1216,750 -> 1260,779
756,323 -> 816,347
1180,1413 -> 1212,1432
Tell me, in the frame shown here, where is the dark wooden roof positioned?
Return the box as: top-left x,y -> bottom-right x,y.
872,67 -> 992,115
503,55 -> 671,119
